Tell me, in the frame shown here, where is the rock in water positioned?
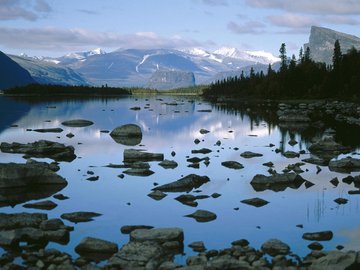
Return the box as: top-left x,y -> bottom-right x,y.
261,239 -> 290,256
250,173 -> 306,192
329,157 -> 360,173
185,210 -> 217,222
130,228 -> 184,243
60,212 -> 101,223
120,225 -> 154,234
240,197 -> 269,207
0,140 -> 76,162
123,149 -> 164,162
302,231 -> 333,241
240,151 -> 263,158
23,200 -> 58,210
110,124 -> 142,146
153,174 -> 209,192
61,119 -> 94,127
221,161 -> 244,170
75,237 -> 118,260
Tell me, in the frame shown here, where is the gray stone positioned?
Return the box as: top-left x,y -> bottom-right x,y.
123,168 -> 154,177
303,231 -> 333,241
199,129 -> 209,134
60,212 -> 101,223
329,157 -> 360,173
110,124 -> 142,146
130,228 -> 184,243
123,149 -> 164,162
240,197 -> 269,207
191,148 -> 212,154
148,190 -> 167,200
120,225 -> 154,234
61,119 -> 94,127
185,210 -> 217,223
23,200 -> 57,210
221,161 -> 244,170
240,151 -> 263,158
250,173 -> 306,192
33,128 -> 63,133
158,160 -> 178,169
261,239 -> 290,256
188,241 -> 206,252
153,174 -> 210,193
75,237 -> 118,257
309,251 -> 358,270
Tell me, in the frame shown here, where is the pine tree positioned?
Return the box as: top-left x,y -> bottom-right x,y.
279,43 -> 287,72
332,39 -> 342,70
299,47 -> 304,63
304,47 -> 311,62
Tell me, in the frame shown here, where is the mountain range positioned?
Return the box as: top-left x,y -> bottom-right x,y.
2,26 -> 360,90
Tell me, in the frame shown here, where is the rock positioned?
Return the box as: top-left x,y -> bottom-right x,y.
188,241 -> 206,252
288,139 -> 298,146
302,156 -> 329,166
250,173 -> 306,192
261,239 -> 290,256
308,242 -> 324,250
86,176 -> 99,181
334,198 -> 348,205
207,254 -> 251,269
309,251 -> 358,270
60,212 -> 101,223
309,137 -> 351,158
240,197 -> 269,207
130,228 -> 184,244
231,239 -> 249,247
123,149 -> 164,162
283,151 -> 300,158
185,210 -> 217,223
33,128 -> 63,133
120,225 -> 154,234
110,124 -> 142,146
191,148 -> 212,154
0,140 -> 76,162
148,190 -> 167,200
0,213 -> 47,230
211,193 -> 221,198
221,161 -> 244,170
240,151 -> 263,158
23,200 -> 57,210
329,157 -> 360,173
303,231 -> 333,241
158,160 -> 178,169
199,129 -> 209,134
75,237 -> 118,260
263,161 -> 274,167
330,177 -> 339,187
61,119 -> 94,127
153,174 -> 210,193
39,219 -> 66,231
123,168 -> 154,177
66,132 -> 74,138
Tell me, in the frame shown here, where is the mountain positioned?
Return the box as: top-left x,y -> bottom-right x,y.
147,70 -> 195,90
50,47 -> 279,88
9,54 -> 89,86
0,51 -> 35,90
305,26 -> 360,64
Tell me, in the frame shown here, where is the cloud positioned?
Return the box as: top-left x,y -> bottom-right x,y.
246,0 -> 360,15
323,15 -> 360,25
227,20 -> 266,34
193,0 -> 229,6
0,27 -> 204,52
268,14 -> 317,28
0,0 -> 52,21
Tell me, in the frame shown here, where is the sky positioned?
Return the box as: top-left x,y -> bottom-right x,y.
1,0 -> 360,58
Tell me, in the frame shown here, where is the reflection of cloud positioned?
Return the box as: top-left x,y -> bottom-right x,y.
338,227 -> 360,250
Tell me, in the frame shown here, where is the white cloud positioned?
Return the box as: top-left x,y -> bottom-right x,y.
227,20 -> 266,34
0,0 -> 52,21
194,0 -> 229,6
246,0 -> 360,15
0,27 -> 203,52
268,14 -> 317,28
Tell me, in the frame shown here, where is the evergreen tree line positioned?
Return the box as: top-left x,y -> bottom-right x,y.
204,40 -> 360,99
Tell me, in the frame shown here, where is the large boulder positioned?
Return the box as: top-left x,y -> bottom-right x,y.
75,237 -> 118,260
250,173 -> 306,192
110,124 -> 142,146
0,140 -> 76,162
153,174 -> 209,192
130,228 -> 184,244
261,239 -> 290,256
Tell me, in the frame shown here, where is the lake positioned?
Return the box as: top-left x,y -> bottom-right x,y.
0,95 -> 359,262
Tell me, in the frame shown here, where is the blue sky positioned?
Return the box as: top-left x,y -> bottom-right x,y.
1,0 -> 360,57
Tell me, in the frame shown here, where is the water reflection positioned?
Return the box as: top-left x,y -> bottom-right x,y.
0,96 -> 359,260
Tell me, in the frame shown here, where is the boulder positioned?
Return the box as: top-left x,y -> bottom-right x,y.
0,140 -> 76,162
60,212 -> 101,223
147,190 -> 167,200
130,228 -> 184,244
110,124 -> 142,146
61,119 -> 94,127
221,161 -> 244,170
75,237 -> 118,259
329,157 -> 360,173
123,168 -> 154,177
23,200 -> 57,210
240,197 -> 269,207
123,149 -> 164,162
240,151 -> 263,158
309,137 -> 352,160
261,239 -> 290,256
153,174 -> 210,192
0,213 -> 47,230
191,148 -> 212,154
158,160 -> 178,169
303,231 -> 333,241
185,210 -> 217,223
188,241 -> 206,252
120,225 -> 154,234
250,173 -> 306,192
309,251 -> 358,270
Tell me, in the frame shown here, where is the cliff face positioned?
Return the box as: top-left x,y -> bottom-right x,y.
305,26 -> 360,64
0,51 -> 35,90
147,70 -> 195,90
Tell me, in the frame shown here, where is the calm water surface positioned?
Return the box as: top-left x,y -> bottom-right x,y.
0,95 -> 359,261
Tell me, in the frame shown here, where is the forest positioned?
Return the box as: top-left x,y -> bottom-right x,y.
204,40 -> 360,100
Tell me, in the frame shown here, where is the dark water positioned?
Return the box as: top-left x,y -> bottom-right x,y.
0,95 -> 359,261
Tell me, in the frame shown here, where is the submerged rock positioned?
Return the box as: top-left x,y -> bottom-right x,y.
240,151 -> 263,158
61,119 -> 94,127
110,124 -> 142,146
75,237 -> 118,260
329,157 -> 360,173
120,225 -> 154,234
153,174 -> 210,192
123,168 -> 154,177
123,149 -> 164,162
23,200 -> 58,210
303,231 -> 333,241
185,210 -> 217,222
221,161 -> 244,170
158,160 -> 178,169
191,148 -> 212,154
0,140 -> 76,162
240,197 -> 269,207
33,128 -> 63,133
250,173 -> 306,192
261,239 -> 290,256
60,212 -> 102,223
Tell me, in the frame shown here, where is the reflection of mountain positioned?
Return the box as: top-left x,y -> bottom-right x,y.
0,97 -> 31,133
